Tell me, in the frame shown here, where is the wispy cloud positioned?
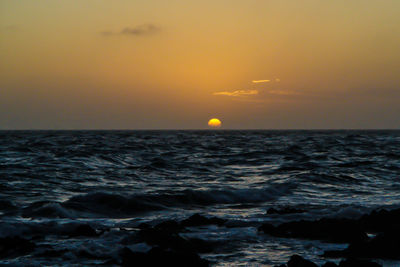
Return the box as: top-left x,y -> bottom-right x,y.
252,80 -> 270,83
213,90 -> 258,97
101,24 -> 160,36
268,89 -> 299,95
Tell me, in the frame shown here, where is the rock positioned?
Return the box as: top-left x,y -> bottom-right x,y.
287,255 -> 318,267
120,247 -> 147,265
323,250 -> 346,258
137,222 -> 151,230
259,218 -> 368,243
137,228 -> 188,250
260,207 -> 400,243
359,208 -> 400,233
69,224 -> 97,237
322,262 -> 338,267
120,246 -> 209,267
258,223 -> 280,236
267,208 -> 280,214
267,207 -> 305,215
338,258 -> 382,267
76,249 -> 107,259
324,228 -> 400,260
181,214 -> 226,227
186,238 -> 216,253
155,220 -> 183,232
35,249 -> 68,258
0,237 -> 36,259
0,200 -> 15,210
278,256 -> 342,267
136,227 -> 216,254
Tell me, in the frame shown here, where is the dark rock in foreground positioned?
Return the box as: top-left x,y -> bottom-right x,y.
0,200 -> 16,210
359,208 -> 400,232
180,213 -> 226,227
287,255 -> 318,267
136,227 -> 188,250
278,255 -> 382,267
267,207 -> 305,215
155,220 -> 183,232
68,224 -> 98,237
121,214 -> 222,260
259,218 -> 368,243
0,237 -> 36,259
338,258 -> 382,267
321,262 -> 338,267
35,249 -> 69,258
260,207 -> 400,261
135,226 -> 216,254
324,229 -> 400,260
120,246 -> 209,267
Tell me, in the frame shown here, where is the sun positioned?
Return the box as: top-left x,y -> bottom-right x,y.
208,118 -> 222,128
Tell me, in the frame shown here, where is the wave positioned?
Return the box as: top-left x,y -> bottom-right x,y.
21,183 -> 293,218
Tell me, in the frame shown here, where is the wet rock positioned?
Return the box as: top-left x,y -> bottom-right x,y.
0,237 -> 36,259
338,258 -> 382,267
119,247 -> 147,265
322,250 -> 344,258
120,246 -> 209,267
136,227 -> 216,254
258,223 -> 279,235
259,218 -> 368,243
181,213 -> 226,227
76,249 -> 107,259
155,220 -> 183,232
0,200 -> 16,210
267,207 -> 305,215
359,208 -> 400,232
324,229 -> 400,260
137,222 -> 151,230
260,207 -> 400,246
103,258 -> 120,265
35,249 -> 69,258
186,237 -> 215,253
137,228 -> 188,250
287,255 -> 318,267
277,257 -> 340,267
321,262 -> 338,267
68,224 -> 97,237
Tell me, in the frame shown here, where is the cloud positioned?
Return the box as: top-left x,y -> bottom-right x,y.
101,24 -> 160,36
268,89 -> 299,95
121,24 -> 160,35
213,90 -> 258,97
252,80 -> 270,83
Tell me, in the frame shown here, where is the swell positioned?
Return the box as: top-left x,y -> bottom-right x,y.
20,183 -> 294,218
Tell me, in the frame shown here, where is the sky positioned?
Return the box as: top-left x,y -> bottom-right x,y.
1,0 -> 399,129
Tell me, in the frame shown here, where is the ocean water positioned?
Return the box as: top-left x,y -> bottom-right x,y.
0,130 -> 399,266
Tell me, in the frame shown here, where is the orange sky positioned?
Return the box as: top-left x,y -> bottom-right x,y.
1,0 -> 399,129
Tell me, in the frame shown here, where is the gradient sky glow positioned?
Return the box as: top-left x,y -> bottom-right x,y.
1,0 -> 399,129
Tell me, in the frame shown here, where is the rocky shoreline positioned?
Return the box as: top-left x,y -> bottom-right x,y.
1,207 -> 399,266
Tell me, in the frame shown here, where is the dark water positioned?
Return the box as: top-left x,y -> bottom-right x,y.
0,130 -> 399,266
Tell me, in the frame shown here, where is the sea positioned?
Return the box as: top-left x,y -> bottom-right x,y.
0,130 -> 399,266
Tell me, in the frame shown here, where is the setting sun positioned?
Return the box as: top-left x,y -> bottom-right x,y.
208,118 -> 222,128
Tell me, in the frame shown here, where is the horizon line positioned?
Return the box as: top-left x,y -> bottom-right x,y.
0,128 -> 399,131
